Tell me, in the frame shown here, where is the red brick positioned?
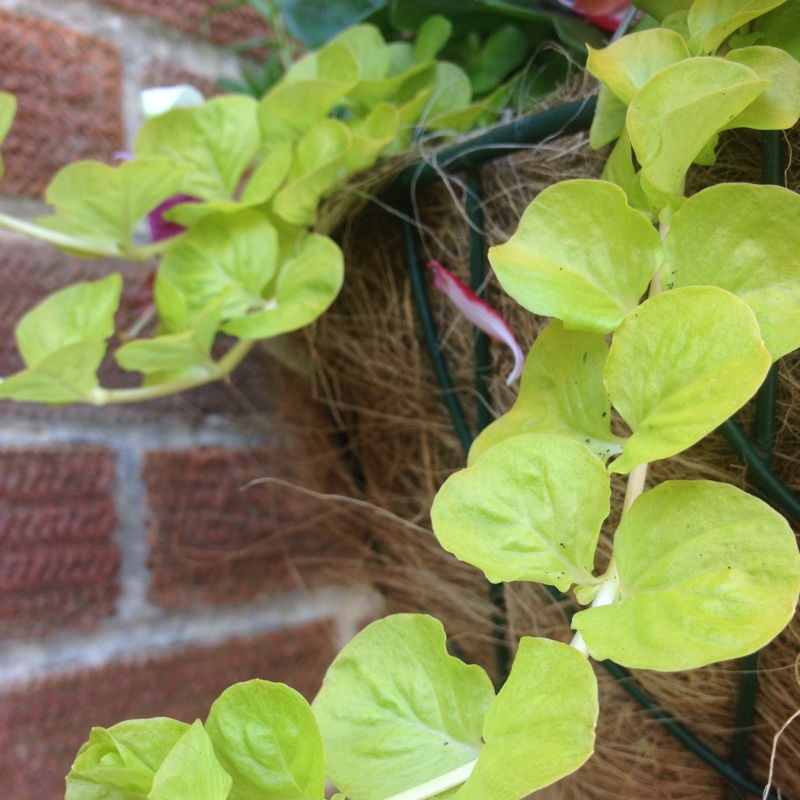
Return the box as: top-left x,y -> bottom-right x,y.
0,446 -> 119,639
0,11 -> 124,196
96,0 -> 271,46
0,620 -> 337,800
140,59 -> 225,99
144,443 -> 365,609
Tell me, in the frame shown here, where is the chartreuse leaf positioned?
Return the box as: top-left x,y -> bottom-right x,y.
453,638 -> 597,800
469,321 -> 625,465
241,140 -> 295,205
272,119 -> 352,225
634,0 -> 693,20
589,84 -> 629,149
432,434 -> 609,590
159,209 -> 278,321
0,274 -> 121,405
135,95 -> 261,200
153,272 -> 189,334
573,481 -> 800,670
662,7 -> 692,42
344,103 -> 398,173
628,57 -> 767,207
33,159 -> 187,258
164,140 -> 295,228
606,287 -> 771,475
601,130 -> 656,220
66,718 -> 190,799
489,180 -> 662,334
663,183 -> 800,360
687,0 -> 786,54
333,22 -> 391,81
258,43 -> 359,140
424,62 -> 474,128
753,0 -> 800,59
223,233 -> 344,339
587,28 -> 690,106
414,15 -> 452,62
150,720 -> 232,800
16,274 -> 121,367
0,342 -> 106,404
205,680 -> 324,800
0,91 -> 16,180
313,614 -> 494,800
345,38 -> 433,110
115,295 -> 225,384
724,46 -> 800,131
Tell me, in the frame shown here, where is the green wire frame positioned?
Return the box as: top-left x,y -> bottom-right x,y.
385,101 -> 796,800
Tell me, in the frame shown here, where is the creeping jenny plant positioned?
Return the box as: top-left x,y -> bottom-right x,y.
3,1 -> 800,799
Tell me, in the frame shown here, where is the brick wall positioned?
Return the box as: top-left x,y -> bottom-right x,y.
0,3 -> 380,797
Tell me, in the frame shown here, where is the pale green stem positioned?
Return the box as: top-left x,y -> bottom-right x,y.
381,760 -> 478,800
0,211 -> 124,257
571,224 -> 669,656
88,339 -> 254,405
0,211 -> 168,261
569,567 -> 620,656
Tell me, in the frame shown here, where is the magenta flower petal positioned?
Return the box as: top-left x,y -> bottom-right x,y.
428,260 -> 524,385
147,194 -> 201,243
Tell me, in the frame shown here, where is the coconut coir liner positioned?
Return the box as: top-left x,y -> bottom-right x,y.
308,113 -> 800,798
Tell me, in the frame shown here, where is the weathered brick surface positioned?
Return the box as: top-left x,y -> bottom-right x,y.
145,444 -> 364,608
0,10 -> 125,196
96,0 -> 270,45
0,620 -> 337,800
140,59 -> 225,98
0,446 -> 119,639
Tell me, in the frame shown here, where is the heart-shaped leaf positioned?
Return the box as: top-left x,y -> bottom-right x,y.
116,295 -> 225,384
15,274 -> 122,367
313,614 -> 493,800
222,233 -> 343,339
469,320 -> 625,465
587,28 -> 690,105
258,43 -> 359,140
662,182 -> 800,360
34,159 -> 188,257
206,680 -> 325,800
272,119 -> 352,225
432,434 -> 610,590
135,95 -> 261,201
159,210 -> 278,321
627,57 -> 767,205
606,286 -> 771,474
453,638 -> 598,800
0,341 -> 106,405
489,180 -> 662,333
150,720 -> 232,800
573,480 -> 800,670
67,718 -> 190,798
687,0 -> 786,54
724,45 -> 800,131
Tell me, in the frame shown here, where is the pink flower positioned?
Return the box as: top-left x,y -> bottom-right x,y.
428,260 -> 524,385
558,0 -> 633,31
146,194 -> 200,243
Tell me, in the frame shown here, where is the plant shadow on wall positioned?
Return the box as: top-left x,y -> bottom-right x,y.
0,0 -> 799,799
